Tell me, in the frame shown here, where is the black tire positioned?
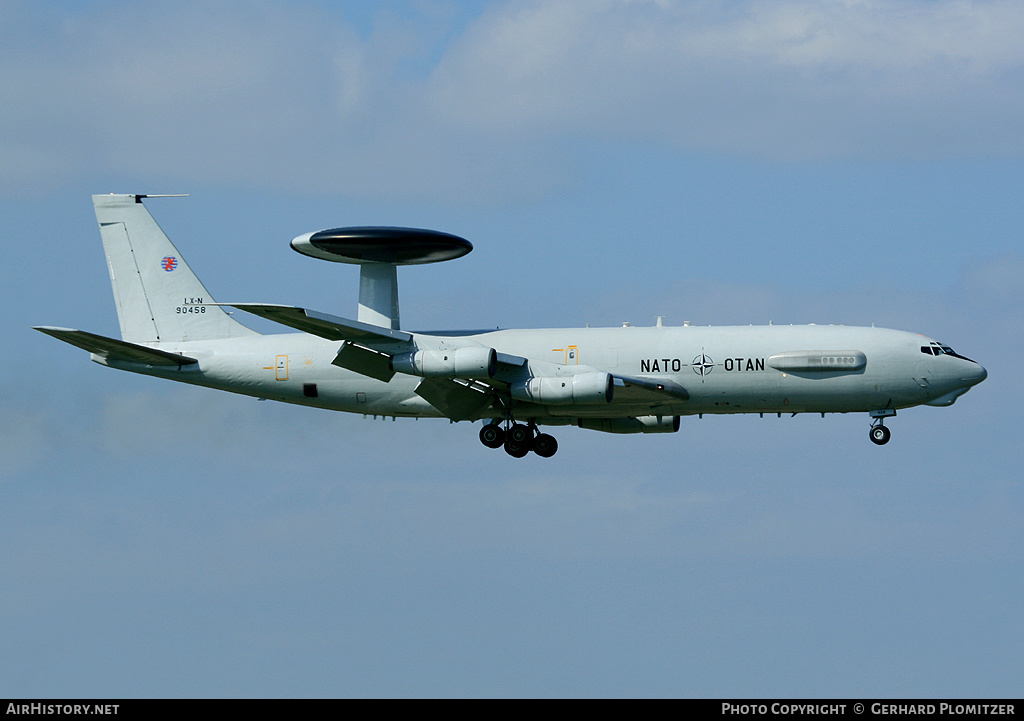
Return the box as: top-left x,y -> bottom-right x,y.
870,425 -> 891,445
504,438 -> 530,458
509,423 -> 532,445
480,423 -> 505,449
533,433 -> 558,458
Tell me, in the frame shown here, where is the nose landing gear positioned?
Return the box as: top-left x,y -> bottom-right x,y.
869,424 -> 891,445
869,408 -> 896,445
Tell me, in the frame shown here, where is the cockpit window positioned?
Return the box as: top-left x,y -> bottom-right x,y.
922,341 -> 976,363
946,348 -> 977,362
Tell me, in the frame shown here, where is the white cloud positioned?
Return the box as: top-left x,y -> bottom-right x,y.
428,0 -> 1024,159
2,1 -> 1023,200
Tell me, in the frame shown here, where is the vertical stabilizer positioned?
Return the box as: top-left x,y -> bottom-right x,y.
93,194 -> 259,343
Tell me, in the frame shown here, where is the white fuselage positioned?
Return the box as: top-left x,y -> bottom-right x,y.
39,194 -> 986,455
97,323 -> 986,424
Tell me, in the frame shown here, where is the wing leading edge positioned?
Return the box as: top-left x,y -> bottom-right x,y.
220,303 -> 412,343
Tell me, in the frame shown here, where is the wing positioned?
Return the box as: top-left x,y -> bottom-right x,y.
212,307 -> 690,417
222,303 -> 416,383
221,303 -> 412,343
34,327 -> 198,366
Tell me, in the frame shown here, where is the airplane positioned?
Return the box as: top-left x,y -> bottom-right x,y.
35,194 -> 988,458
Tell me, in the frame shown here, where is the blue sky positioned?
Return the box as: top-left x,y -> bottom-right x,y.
2,0 -> 1023,697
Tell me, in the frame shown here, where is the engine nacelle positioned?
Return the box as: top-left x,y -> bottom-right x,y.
577,415 -> 681,434
510,372 -> 614,405
391,346 -> 496,379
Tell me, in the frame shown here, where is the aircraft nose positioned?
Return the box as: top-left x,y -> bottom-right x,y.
962,362 -> 988,387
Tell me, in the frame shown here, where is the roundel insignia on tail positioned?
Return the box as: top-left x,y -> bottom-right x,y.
161,256 -> 178,272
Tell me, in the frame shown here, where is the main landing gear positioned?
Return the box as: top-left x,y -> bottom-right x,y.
869,409 -> 896,446
479,421 -> 558,458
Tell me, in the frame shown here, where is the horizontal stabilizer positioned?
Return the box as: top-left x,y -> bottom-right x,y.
34,326 -> 197,366
221,304 -> 412,343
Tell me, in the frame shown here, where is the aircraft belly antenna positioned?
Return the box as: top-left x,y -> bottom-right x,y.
291,226 -> 472,330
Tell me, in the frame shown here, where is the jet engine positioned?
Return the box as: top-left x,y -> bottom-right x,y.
391,346 -> 496,379
577,415 -> 680,434
510,372 -> 614,405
